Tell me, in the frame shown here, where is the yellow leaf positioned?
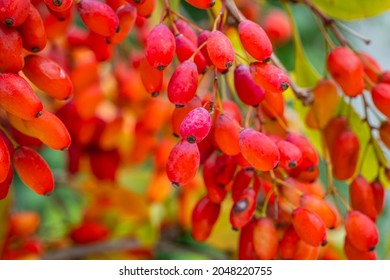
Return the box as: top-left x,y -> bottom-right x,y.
311,0 -> 390,20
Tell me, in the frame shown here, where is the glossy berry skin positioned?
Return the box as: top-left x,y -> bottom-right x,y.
0,73 -> 43,120
207,30 -> 235,70
327,47 -> 364,97
202,153 -> 227,203
279,226 -> 300,259
107,3 -> 137,44
345,210 -> 379,251
198,30 -> 212,65
0,24 -> 24,73
230,187 -> 257,230
250,62 -> 290,93
145,23 -> 176,70
0,136 -> 11,183
17,110 -> 71,150
234,64 -> 265,106
0,0 -> 30,26
171,95 -> 202,136
13,146 -> 54,196
253,218 -> 278,260
330,129 -> 359,180
371,83 -> 390,119
239,128 -> 280,171
370,180 -> 385,215
185,0 -> 215,9
191,195 -> 220,242
23,55 -> 73,100
139,57 -> 163,96
166,140 -> 200,187
350,175 -> 377,221
231,168 -> 254,202
277,140 -> 302,170
17,4 -> 47,52
358,52 -> 381,84
175,19 -> 197,46
77,0 -> 120,37
180,107 -> 211,144
167,60 -> 199,106
238,19 -> 272,62
300,194 -> 337,229
285,133 -> 319,172
292,207 -> 327,247
214,114 -> 241,156
344,237 -> 377,260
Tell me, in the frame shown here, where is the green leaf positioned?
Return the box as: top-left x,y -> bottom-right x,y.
311,0 -> 390,20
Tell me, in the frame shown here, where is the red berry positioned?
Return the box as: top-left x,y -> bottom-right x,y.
371,83 -> 390,119
250,62 -> 290,93
0,23 -> 24,73
145,23 -> 176,70
300,194 -> 337,229
185,0 -> 215,9
277,140 -> 303,170
230,187 -> 257,230
263,8 -> 292,45
350,175 -> 377,221
180,107 -> 212,144
207,30 -> 235,70
234,64 -> 265,106
107,3 -> 137,44
345,210 -> 379,251
238,19 -> 272,61
253,218 -> 278,260
292,207 -> 327,247
327,47 -> 364,97
191,195 -> 220,241
239,128 -> 280,171
0,0 -> 30,26
166,140 -> 200,187
13,146 -> 54,196
214,114 -> 241,156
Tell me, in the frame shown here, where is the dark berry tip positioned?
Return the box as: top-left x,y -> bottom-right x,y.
369,246 -> 376,252
263,57 -> 271,63
175,104 -> 185,108
172,133 -> 180,138
225,61 -> 233,69
171,182 -> 180,188
210,0 -> 216,8
36,111 -> 43,118
280,81 -> 290,91
4,18 -> 14,26
53,0 -> 63,7
31,47 -> 40,53
288,161 -> 297,169
186,136 -> 196,144
157,65 -> 166,71
151,92 -> 159,97
321,240 -> 328,247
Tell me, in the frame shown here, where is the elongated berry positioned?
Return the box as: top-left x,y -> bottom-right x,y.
19,110 -> 71,150
77,0 -> 119,37
239,128 -> 280,171
207,30 -> 235,70
191,195 -> 220,241
139,57 -> 163,96
230,187 -> 257,230
185,0 -> 215,9
231,168 -> 254,202
345,210 -> 379,251
371,83 -> 390,119
70,221 -> 109,244
166,140 -> 200,187
350,175 -> 377,221
285,133 -> 319,172
13,146 -> 54,196
107,3 -> 137,44
292,207 -> 327,247
214,114 -> 241,156
330,129 -> 359,180
145,23 -> 175,70
300,194 -> 337,229
324,116 -> 348,148
18,4 -> 47,52
327,47 -> 364,97
277,140 -> 302,170
0,136 -> 11,183
203,153 -> 227,203
135,0 -> 156,17
0,24 -> 24,73
358,52 -> 381,84
279,226 -> 300,259
263,8 -> 292,45
253,218 -> 278,260
0,73 -> 43,120
175,19 -> 197,45
167,60 -> 198,106
261,89 -> 285,119
180,107 -> 211,144
250,62 -> 290,93
238,19 -> 272,61
23,55 -> 73,100
0,0 -> 30,26
198,30 -> 212,65
370,180 -> 385,215
234,64 -> 265,106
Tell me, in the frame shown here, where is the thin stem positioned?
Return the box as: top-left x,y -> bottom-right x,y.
170,10 -> 204,33
336,21 -> 371,45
